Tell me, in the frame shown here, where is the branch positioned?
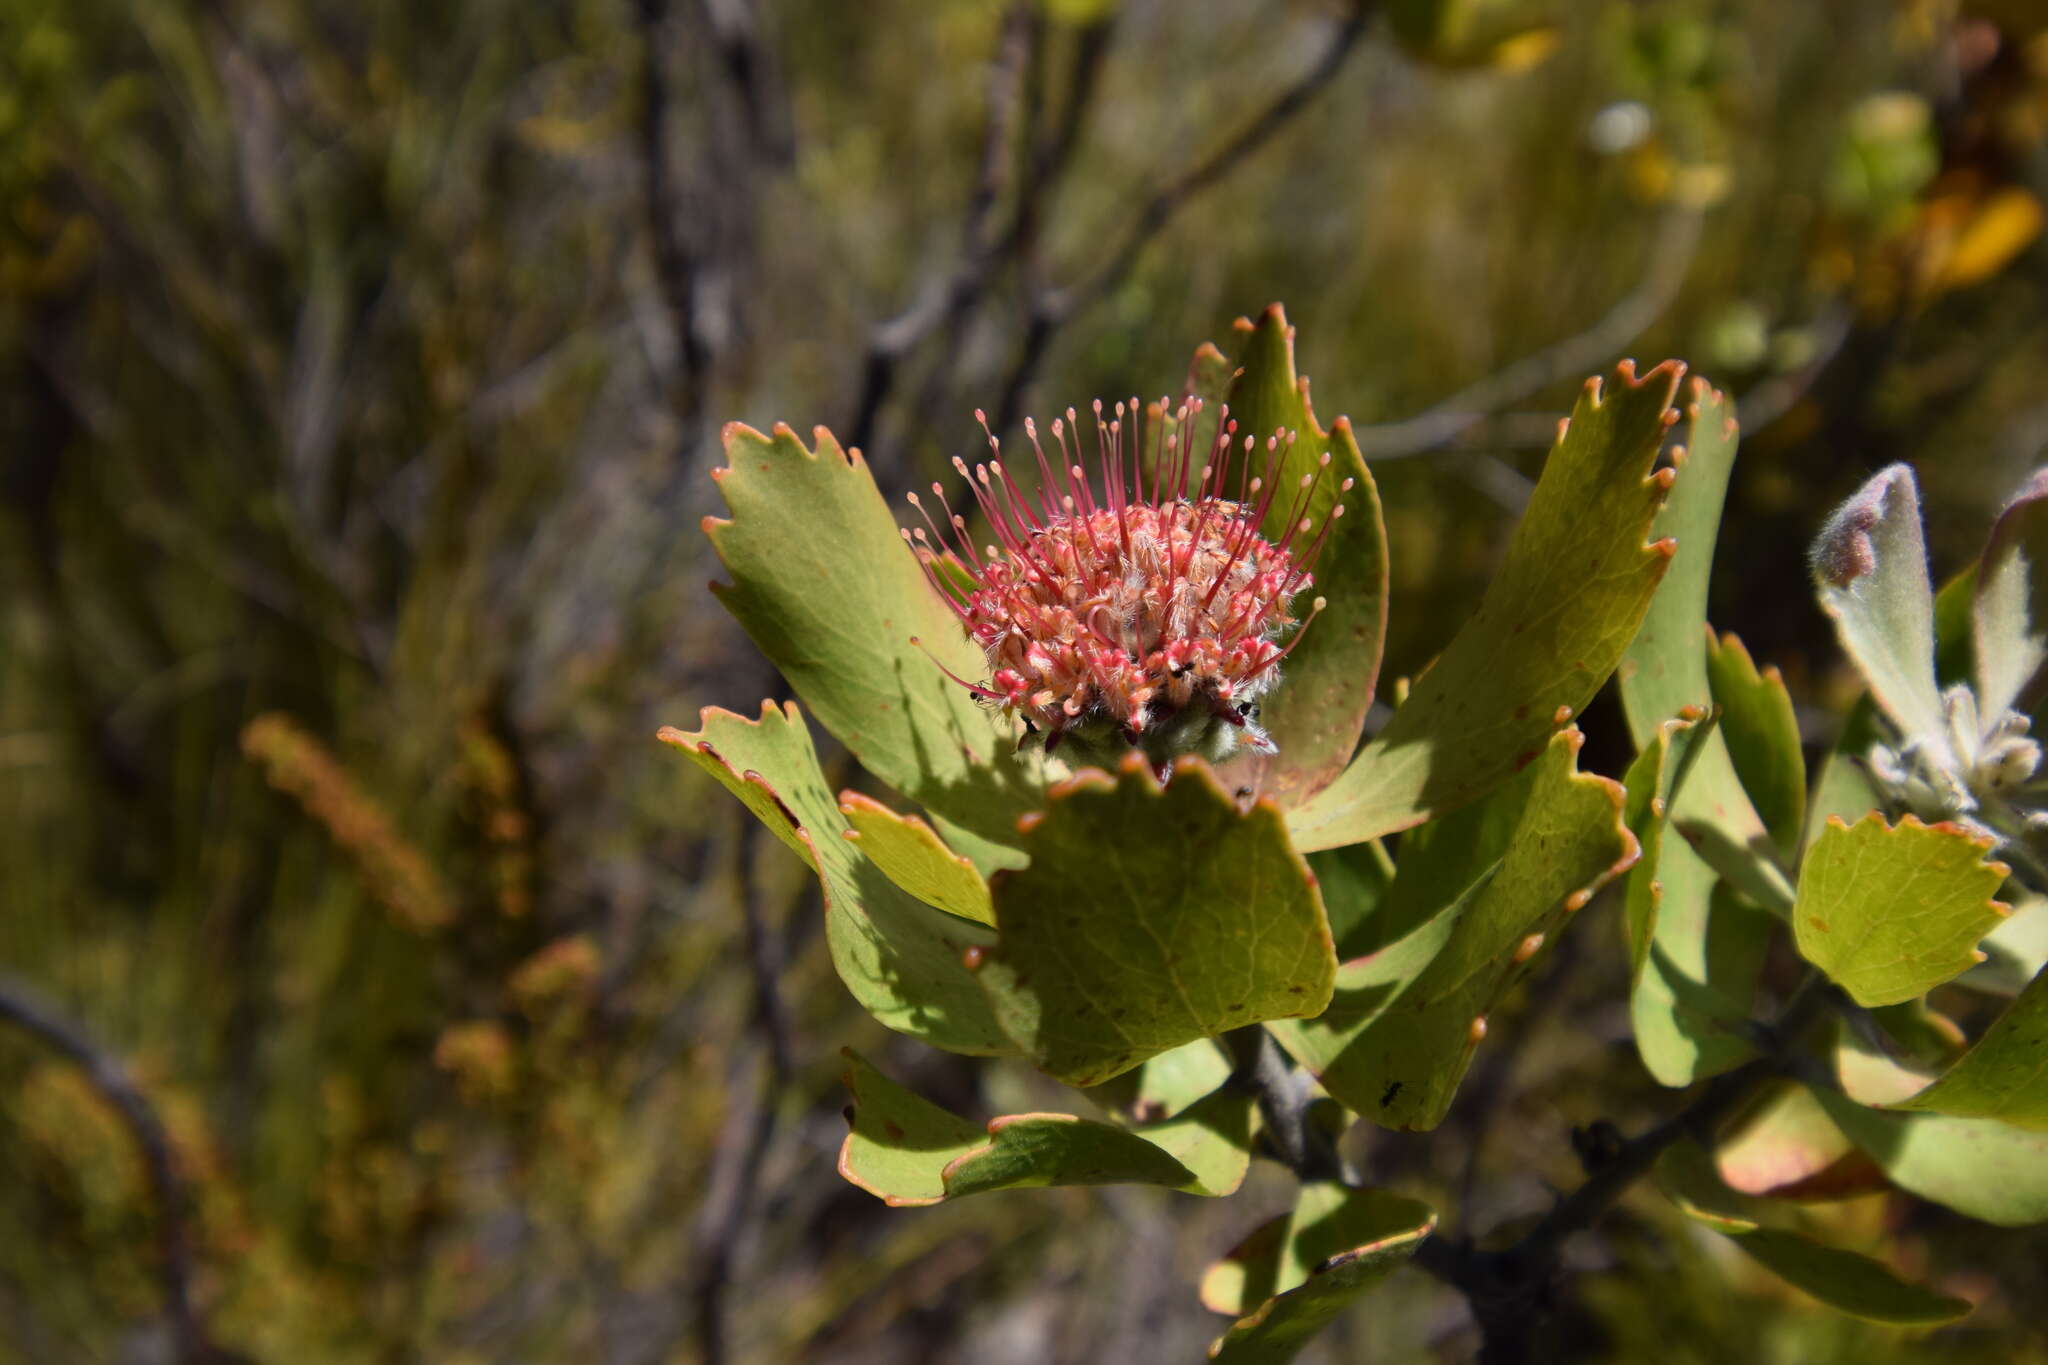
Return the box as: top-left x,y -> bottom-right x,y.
1224,1025 -> 1346,1184
686,818 -> 797,1365
846,3 -> 1048,460
1353,204 -> 1705,461
0,975 -> 220,1364
1411,973 -> 1838,1363
990,2 -> 1374,432
635,0 -> 710,433
692,0 -> 796,166
1229,973 -> 1836,1365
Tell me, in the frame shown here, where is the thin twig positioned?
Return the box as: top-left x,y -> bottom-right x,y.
989,2 -> 1375,432
686,819 -> 797,1365
0,975 -> 218,1364
691,0 -> 796,166
1731,304 -> 1853,434
1353,204 -> 1706,461
846,3 -> 1043,459
635,0 -> 710,433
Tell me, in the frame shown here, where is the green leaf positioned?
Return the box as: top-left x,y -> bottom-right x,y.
1307,839 -> 1395,961
1814,1083 -> 2048,1226
1288,358 -> 1683,852
1793,813 -> 2012,1007
1656,1141 -> 1970,1325
974,756 -> 1336,1087
1964,892 -> 2048,995
1973,467 -> 2048,715
1272,730 -> 1636,1129
1200,1215 -> 1286,1316
1212,305 -> 1391,807
836,1049 -> 1253,1203
704,422 -> 1047,866
1207,1186 -> 1437,1365
1705,631 -> 1806,856
659,705 -> 1013,1055
1727,1229 -> 1972,1325
1888,964 -> 2048,1128
1617,382 -> 1785,1084
1716,1082 -> 1884,1201
1619,712 -> 1715,981
1805,696 -> 1886,840
1085,1037 -> 1234,1124
836,1049 -> 983,1205
838,791 -> 994,927
1811,463 -> 1945,742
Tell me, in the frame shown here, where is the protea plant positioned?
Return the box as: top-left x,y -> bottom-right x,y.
660,306 -> 2047,1360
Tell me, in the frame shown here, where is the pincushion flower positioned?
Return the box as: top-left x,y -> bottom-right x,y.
662,303 -> 1685,1129
901,400 -> 1348,767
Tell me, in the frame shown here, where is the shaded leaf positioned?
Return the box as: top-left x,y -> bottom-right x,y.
1200,1215 -> 1286,1316
704,422 -> 1047,866
839,791 -> 994,927
1793,813 -> 2011,1007
1717,1083 -> 1885,1202
1214,305 -> 1391,807
1888,964 -> 2048,1129
1964,892 -> 2048,995
975,755 -> 1335,1087
659,705 -> 1013,1055
1619,712 -> 1715,980
1974,467 -> 2048,715
1207,1187 -> 1437,1364
1705,631 -> 1806,856
1811,463 -> 1945,741
1307,840 -> 1396,961
1086,1038 -> 1234,1125
836,1049 -> 1253,1204
1287,359 -> 1684,851
1272,730 -> 1635,1129
1657,1142 -> 1970,1325
1804,696 -> 1886,843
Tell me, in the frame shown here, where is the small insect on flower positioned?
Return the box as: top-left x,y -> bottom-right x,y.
900,397 -> 1348,769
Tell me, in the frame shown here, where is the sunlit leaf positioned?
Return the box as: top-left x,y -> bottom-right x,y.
1793,813 -> 2011,1007
839,791 -> 994,927
1616,381 -> 1783,1083
704,422 -> 1048,868
836,1049 -> 1253,1204
1289,359 -> 1683,851
659,705 -> 1013,1055
974,755 -> 1335,1087
1207,1185 -> 1437,1364
1272,730 -> 1635,1129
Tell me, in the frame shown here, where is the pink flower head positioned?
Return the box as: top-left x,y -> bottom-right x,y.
902,398 -> 1347,766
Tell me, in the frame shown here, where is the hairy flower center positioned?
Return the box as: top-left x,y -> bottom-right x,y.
902,397 -> 1347,763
